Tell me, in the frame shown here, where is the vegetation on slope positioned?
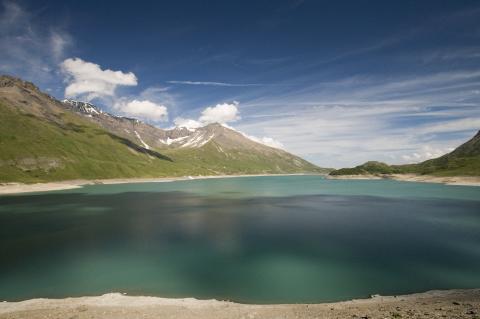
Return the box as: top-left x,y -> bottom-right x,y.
0,102 -> 183,182
330,131 -> 480,177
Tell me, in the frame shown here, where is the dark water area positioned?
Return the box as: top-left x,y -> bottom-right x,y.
1,178 -> 480,303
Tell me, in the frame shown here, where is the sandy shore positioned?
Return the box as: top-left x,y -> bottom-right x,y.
0,174 -> 314,195
0,289 -> 478,319
327,173 -> 480,186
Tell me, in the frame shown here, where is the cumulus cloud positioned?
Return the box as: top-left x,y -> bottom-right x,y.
173,117 -> 202,129
174,101 -> 240,129
113,99 -> 168,122
59,58 -> 173,123
198,101 -> 240,124
60,58 -> 137,101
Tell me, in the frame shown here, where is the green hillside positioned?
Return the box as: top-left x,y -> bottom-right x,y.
330,131 -> 480,177
0,101 -> 185,182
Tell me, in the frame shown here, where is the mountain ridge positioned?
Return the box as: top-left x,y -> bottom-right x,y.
0,75 -> 327,183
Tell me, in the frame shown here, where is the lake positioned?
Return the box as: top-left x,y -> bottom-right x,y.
1,175 -> 480,303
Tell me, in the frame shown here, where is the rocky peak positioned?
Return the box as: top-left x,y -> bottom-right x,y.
0,75 -> 39,92
62,99 -> 103,115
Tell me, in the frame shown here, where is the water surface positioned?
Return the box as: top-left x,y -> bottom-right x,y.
1,176 -> 479,303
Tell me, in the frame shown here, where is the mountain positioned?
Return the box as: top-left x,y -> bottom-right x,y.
330,131 -> 480,177
0,75 -> 326,183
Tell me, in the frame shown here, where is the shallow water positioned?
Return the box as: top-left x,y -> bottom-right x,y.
1,176 -> 479,303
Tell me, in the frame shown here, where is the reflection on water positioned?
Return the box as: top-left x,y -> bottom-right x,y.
1,188 -> 480,303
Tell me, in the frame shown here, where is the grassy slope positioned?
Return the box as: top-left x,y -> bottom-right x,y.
0,103 -> 195,182
330,158 -> 480,177
329,161 -> 397,176
330,132 -> 480,177
164,141 -> 324,176
0,103 -> 322,183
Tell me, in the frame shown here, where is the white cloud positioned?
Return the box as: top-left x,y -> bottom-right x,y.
401,146 -> 455,163
175,101 -> 240,128
198,101 -> 240,124
113,99 -> 168,122
59,58 -> 174,123
216,123 -> 286,149
60,58 -> 137,101
173,117 -> 202,129
259,137 -> 285,149
243,134 -> 285,149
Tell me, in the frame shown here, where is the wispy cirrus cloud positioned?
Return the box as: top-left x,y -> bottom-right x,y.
167,80 -> 264,87
234,68 -> 480,168
0,1 -> 72,89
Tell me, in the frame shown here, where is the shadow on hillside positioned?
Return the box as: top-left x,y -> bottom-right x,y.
47,119 -> 173,161
106,133 -> 173,161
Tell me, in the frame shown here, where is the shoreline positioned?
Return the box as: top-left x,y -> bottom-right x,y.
327,173 -> 480,186
2,172 -> 480,195
0,173 -> 316,195
0,289 -> 478,318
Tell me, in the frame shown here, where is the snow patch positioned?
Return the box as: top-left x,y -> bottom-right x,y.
181,132 -> 214,148
134,131 -> 150,150
159,136 -> 189,145
63,99 -> 102,115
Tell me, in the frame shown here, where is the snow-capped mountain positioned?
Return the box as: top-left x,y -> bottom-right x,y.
60,99 -> 278,151
60,97 -> 325,171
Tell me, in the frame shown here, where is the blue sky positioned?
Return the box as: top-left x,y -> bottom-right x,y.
1,0 -> 480,167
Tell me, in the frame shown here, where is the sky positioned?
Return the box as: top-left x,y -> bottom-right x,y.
1,0 -> 480,168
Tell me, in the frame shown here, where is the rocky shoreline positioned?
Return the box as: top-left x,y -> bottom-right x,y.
0,289 -> 479,319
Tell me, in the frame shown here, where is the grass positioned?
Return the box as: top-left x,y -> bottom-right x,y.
330,130 -> 480,177
0,104 -> 195,182
330,150 -> 480,177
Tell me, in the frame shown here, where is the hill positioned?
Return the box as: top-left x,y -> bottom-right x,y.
330,131 -> 480,177
0,75 -> 326,183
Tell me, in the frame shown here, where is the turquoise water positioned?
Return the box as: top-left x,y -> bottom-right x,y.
1,175 -> 480,303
